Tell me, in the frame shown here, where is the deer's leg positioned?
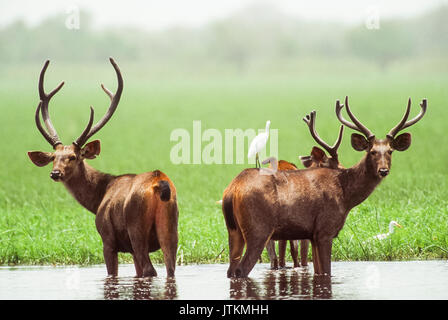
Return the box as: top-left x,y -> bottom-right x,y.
227,227 -> 245,278
131,241 -> 157,278
103,244 -> 118,277
278,240 -> 287,268
290,240 -> 300,268
300,240 -> 309,267
132,254 -> 143,278
234,233 -> 271,278
155,203 -> 179,278
316,238 -> 333,276
158,237 -> 177,278
129,224 -> 157,278
96,213 -> 118,277
311,240 -> 322,275
266,240 -> 278,270
125,196 -> 158,278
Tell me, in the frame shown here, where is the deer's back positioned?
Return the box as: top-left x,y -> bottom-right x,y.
105,170 -> 176,203
96,170 -> 176,252
230,168 -> 347,240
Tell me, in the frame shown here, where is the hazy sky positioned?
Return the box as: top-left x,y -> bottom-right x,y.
0,0 -> 446,30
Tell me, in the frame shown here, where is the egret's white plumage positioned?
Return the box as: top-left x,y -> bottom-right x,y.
373,220 -> 403,240
248,120 -> 271,167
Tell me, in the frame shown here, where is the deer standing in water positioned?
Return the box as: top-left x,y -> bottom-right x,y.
27,58 -> 178,278
265,112 -> 344,269
222,96 -> 426,277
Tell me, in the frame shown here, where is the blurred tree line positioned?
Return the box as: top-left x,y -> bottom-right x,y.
0,4 -> 447,71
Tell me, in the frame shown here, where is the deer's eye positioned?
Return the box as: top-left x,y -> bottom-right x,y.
388,150 -> 393,155
370,151 -> 377,156
69,155 -> 77,161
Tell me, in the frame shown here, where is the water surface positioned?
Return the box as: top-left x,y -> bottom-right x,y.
0,261 -> 447,300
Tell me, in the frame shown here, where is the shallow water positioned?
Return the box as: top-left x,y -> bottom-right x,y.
0,261 -> 447,300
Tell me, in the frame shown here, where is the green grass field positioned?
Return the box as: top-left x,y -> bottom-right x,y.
0,61 -> 447,266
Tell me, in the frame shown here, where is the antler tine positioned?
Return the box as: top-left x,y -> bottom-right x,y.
35,102 -> 58,147
333,124 -> 344,151
387,98 -> 427,138
101,84 -> 114,99
39,61 -> 65,100
302,110 -> 342,159
75,57 -> 123,146
387,98 -> 411,139
37,60 -> 64,148
303,111 -> 326,151
404,98 -> 427,129
340,96 -> 374,139
302,113 -> 312,126
335,99 -> 358,132
73,107 -> 95,147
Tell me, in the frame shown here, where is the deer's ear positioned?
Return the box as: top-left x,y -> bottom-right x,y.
28,151 -> 54,167
81,140 -> 101,159
299,155 -> 313,168
311,147 -> 327,163
391,133 -> 411,151
351,133 -> 369,151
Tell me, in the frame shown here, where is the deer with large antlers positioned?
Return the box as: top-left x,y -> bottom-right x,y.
222,97 -> 426,277
27,58 -> 178,278
265,115 -> 345,270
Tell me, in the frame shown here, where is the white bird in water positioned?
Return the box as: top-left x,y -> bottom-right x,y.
248,120 -> 271,168
373,221 -> 403,240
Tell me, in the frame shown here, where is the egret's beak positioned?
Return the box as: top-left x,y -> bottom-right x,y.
395,223 -> 403,228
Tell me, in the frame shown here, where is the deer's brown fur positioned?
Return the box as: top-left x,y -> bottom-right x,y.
222,97 -> 426,277
265,145 -> 344,269
27,58 -> 178,278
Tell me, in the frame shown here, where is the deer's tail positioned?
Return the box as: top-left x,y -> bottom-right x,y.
222,193 -> 236,230
153,180 -> 171,202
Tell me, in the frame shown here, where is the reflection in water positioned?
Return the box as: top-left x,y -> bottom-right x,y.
1,261 -> 447,299
230,268 -> 332,300
104,276 -> 177,300
312,275 -> 332,299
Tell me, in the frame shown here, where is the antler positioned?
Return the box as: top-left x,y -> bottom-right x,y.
74,57 -> 123,147
335,96 -> 374,139
35,60 -> 65,148
387,98 -> 427,139
303,110 -> 344,160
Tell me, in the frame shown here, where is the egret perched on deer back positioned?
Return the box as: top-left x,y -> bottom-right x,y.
248,120 -> 271,168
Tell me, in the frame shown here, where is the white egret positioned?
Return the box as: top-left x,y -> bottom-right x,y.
248,120 -> 271,168
373,221 -> 403,240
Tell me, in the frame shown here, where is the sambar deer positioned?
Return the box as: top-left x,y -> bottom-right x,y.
27,58 -> 178,278
265,114 -> 345,270
222,96 -> 426,277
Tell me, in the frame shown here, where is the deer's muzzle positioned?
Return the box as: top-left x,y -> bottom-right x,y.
378,168 -> 389,177
50,170 -> 63,181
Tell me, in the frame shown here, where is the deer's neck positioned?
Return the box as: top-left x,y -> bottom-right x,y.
62,161 -> 115,214
340,155 -> 382,210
